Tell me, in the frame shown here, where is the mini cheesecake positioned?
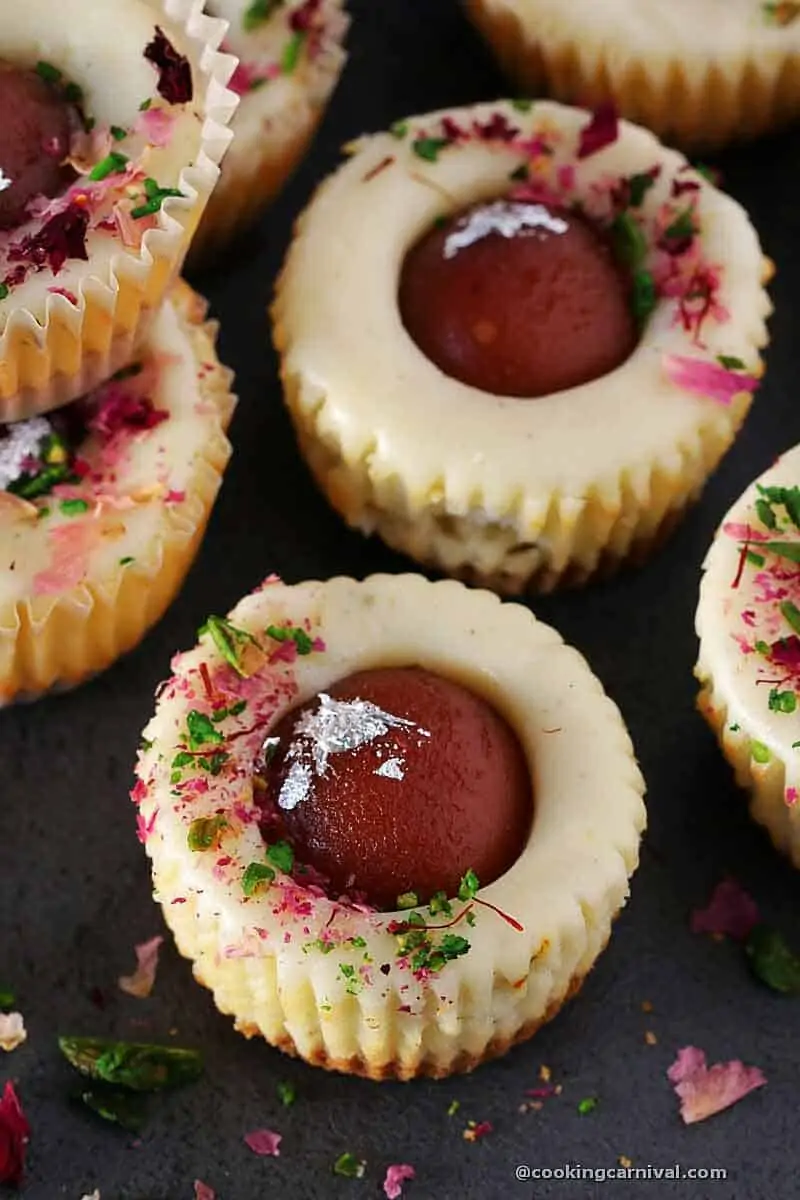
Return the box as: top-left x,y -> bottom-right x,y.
189,0 -> 349,261
697,444 -> 800,867
465,0 -> 800,151
0,0 -> 237,421
272,100 -> 772,594
0,280 -> 235,702
133,573 -> 646,1079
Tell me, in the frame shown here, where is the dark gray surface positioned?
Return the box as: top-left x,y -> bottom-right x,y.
4,2 -> 800,1197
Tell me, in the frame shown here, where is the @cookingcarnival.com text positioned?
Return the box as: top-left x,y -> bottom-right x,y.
514,1163 -> 728,1183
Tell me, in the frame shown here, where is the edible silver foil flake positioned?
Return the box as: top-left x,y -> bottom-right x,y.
278,760 -> 313,811
293,692 -> 428,775
443,200 -> 568,259
374,756 -> 405,780
275,693 -> 430,809
0,169 -> 12,195
0,416 -> 52,489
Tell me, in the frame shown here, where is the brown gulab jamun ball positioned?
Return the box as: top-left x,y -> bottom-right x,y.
398,198 -> 638,399
0,62 -> 78,232
258,665 -> 532,909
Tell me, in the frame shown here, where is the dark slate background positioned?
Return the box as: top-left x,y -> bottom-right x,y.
3,3 -> 800,1198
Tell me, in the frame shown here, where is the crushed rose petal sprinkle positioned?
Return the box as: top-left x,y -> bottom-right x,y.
390,102 -> 733,357
667,1047 -> 766,1124
663,355 -> 760,407
118,935 -> 164,998
244,1128 -> 282,1156
690,880 -> 760,941
463,1119 -> 493,1142
577,103 -> 619,159
0,1081 -> 30,1187
383,1163 -> 416,1198
144,26 -> 193,104
723,474 -> 800,729
193,1182 -> 216,1200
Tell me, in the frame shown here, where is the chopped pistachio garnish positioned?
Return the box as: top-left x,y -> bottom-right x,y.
187,815 -> 228,851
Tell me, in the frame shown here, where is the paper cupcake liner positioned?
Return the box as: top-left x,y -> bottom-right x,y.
272,100 -> 772,596
0,279 -> 236,703
189,0 -> 349,263
464,0 -> 800,151
696,443 -> 800,868
0,0 -> 239,422
135,574 -> 645,1079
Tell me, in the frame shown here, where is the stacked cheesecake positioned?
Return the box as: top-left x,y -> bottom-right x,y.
0,0 -> 240,702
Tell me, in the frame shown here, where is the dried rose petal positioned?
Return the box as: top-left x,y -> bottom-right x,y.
383,1163 -> 415,1198
667,1047 -> 766,1124
0,1013 -> 27,1053
577,103 -> 618,159
118,935 -> 164,999
144,26 -> 193,105
133,105 -> 176,148
0,1082 -> 30,1187
473,112 -> 517,142
244,1128 -> 282,1156
770,636 -> 800,671
463,1120 -> 493,1141
6,202 -> 89,280
690,880 -> 760,941
194,1182 -> 216,1200
663,354 -> 760,406
290,0 -> 323,33
87,381 -> 168,442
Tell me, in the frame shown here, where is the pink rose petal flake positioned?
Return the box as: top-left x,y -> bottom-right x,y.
663,354 -> 760,406
194,1182 -> 216,1200
383,1163 -> 415,1198
690,880 -> 760,941
118,934 -> 164,998
667,1046 -> 766,1124
133,105 -> 177,147
244,1128 -> 282,1156
577,102 -> 618,158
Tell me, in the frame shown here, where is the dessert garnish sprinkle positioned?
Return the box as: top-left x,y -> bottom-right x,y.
118,935 -> 164,999
333,1152 -> 366,1178
668,1047 -> 765,1124
0,1082 -> 30,1187
144,26 -> 193,105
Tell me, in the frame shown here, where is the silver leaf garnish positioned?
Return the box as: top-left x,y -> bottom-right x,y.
275,693 -> 429,809
374,756 -> 405,781
443,200 -> 568,260
0,416 -> 52,489
292,693 -> 428,776
278,760 -> 313,811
